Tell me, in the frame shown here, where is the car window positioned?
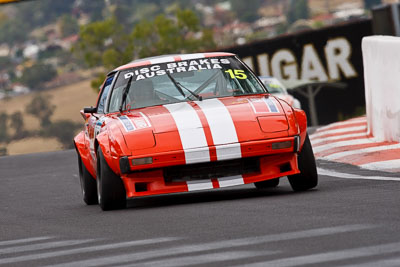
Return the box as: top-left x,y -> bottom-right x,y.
97,75 -> 114,113
261,78 -> 286,94
108,56 -> 266,113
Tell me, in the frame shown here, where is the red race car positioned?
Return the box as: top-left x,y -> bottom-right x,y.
74,52 -> 318,211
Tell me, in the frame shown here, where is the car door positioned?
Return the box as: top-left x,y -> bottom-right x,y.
87,75 -> 115,164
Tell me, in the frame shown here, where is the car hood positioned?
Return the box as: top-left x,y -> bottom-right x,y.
113,95 -> 290,152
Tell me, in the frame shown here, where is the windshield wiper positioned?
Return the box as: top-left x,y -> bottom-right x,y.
166,73 -> 202,101
119,75 -> 134,113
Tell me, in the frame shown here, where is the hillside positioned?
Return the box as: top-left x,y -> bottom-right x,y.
0,79 -> 98,155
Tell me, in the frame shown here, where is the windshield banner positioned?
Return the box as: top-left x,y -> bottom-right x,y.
123,58 -> 231,81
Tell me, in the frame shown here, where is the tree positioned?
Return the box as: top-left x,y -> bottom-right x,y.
26,94 -> 55,128
230,0 -> 263,23
287,0 -> 310,24
44,120 -> 81,149
0,112 -> 8,143
59,15 -> 79,37
20,63 -> 57,90
9,111 -> 25,139
74,9 -> 215,90
73,17 -> 133,68
131,8 -> 216,58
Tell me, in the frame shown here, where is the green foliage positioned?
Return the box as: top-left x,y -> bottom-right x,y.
9,111 -> 25,139
287,0 -> 310,24
59,15 -> 79,37
132,8 -> 216,58
230,0 -> 262,23
0,112 -> 8,143
75,8 -> 215,90
77,0 -> 106,22
26,94 -> 55,128
73,17 -> 133,69
20,63 -> 57,90
91,73 -> 107,92
0,18 -> 29,46
43,120 -> 81,149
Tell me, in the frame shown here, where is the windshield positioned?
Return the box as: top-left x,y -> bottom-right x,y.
108,56 -> 266,112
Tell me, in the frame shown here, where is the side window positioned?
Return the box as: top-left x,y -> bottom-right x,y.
97,75 -> 114,113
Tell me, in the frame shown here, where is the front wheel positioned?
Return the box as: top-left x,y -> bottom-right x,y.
78,154 -> 98,205
96,148 -> 126,211
287,134 -> 318,191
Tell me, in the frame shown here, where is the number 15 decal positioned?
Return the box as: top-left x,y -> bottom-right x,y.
225,69 -> 247,79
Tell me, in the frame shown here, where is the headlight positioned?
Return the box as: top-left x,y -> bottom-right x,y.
132,157 -> 153,166
271,141 -> 292,150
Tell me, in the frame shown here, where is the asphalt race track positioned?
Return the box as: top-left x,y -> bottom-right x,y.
1,150 -> 400,266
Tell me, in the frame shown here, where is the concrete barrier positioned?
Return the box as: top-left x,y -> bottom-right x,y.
362,36 -> 400,142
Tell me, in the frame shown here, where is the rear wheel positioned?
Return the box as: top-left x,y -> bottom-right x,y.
288,134 -> 318,191
96,148 -> 126,211
78,154 -> 98,205
254,178 -> 280,189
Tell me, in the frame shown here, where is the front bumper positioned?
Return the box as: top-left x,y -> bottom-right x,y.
120,136 -> 300,198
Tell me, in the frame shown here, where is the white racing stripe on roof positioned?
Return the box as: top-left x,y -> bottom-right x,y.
149,56 -> 175,65
311,133 -> 368,146
196,98 -> 241,160
359,159 -> 400,171
244,242 -> 400,267
313,138 -> 376,154
180,53 -> 205,60
164,102 -> 209,164
324,143 -> 400,160
186,180 -> 214,191
218,175 -> 244,187
311,125 -> 367,140
43,225 -> 372,267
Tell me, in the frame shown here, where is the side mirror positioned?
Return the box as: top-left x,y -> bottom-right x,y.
83,106 -> 97,114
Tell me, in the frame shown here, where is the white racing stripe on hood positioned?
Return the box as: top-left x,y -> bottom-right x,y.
196,98 -> 242,160
164,102 -> 209,164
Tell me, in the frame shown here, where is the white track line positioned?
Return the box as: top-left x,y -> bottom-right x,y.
317,168 -> 400,181
245,242 -> 400,267
311,132 -> 367,146
313,138 -> 376,154
44,225 -> 372,267
124,251 -> 272,267
360,159 -> 400,172
0,237 -> 53,247
316,117 -> 366,132
0,239 -> 94,255
341,257 -> 400,267
311,125 -> 366,140
324,143 -> 400,161
0,237 -> 178,265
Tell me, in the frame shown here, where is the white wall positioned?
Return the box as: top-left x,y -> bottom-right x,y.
362,36 -> 400,142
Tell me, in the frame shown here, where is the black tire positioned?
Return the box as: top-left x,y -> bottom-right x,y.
78,154 -> 98,205
288,134 -> 318,191
96,148 -> 126,211
254,178 -> 280,189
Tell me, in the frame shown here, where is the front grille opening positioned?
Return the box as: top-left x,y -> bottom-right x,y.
279,162 -> 292,173
135,182 -> 148,192
164,157 -> 260,182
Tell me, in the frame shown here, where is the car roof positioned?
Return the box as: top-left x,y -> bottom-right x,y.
110,52 -> 236,74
